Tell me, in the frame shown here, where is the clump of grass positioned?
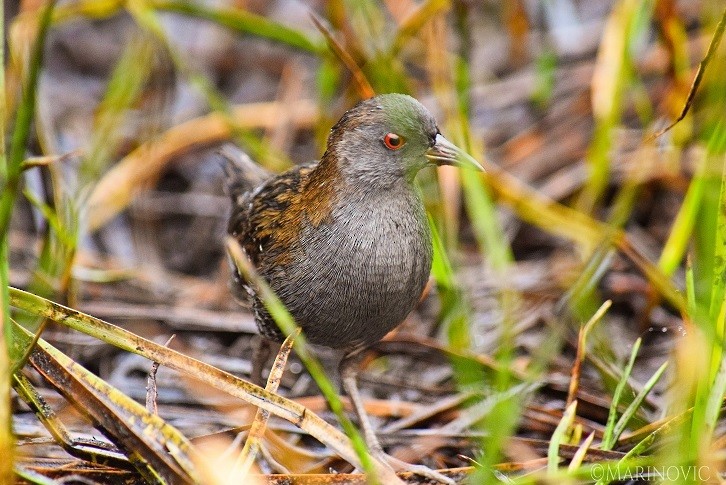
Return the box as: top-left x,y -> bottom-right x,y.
2,2 -> 57,482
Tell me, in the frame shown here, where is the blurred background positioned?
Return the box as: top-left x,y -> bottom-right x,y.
6,0 -> 726,482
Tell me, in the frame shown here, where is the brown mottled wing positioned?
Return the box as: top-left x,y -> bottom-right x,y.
226,158 -> 319,341
228,161 -> 317,267
227,156 -> 317,280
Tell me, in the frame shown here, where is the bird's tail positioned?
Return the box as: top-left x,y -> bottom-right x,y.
219,145 -> 271,201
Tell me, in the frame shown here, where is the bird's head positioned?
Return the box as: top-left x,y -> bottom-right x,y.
325,94 -> 483,188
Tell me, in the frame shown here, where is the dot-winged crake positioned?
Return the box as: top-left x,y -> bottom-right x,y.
224,93 -> 482,482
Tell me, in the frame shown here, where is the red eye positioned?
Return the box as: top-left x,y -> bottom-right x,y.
383,133 -> 405,150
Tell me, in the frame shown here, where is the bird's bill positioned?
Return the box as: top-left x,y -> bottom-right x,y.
425,134 -> 485,171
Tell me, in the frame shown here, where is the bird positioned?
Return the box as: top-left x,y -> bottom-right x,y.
223,93 -> 482,482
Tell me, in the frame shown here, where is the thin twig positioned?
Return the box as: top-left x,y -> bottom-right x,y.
566,300 -> 612,406
146,335 -> 175,415
651,6 -> 726,140
235,329 -> 299,476
309,14 -> 375,99
20,149 -> 83,171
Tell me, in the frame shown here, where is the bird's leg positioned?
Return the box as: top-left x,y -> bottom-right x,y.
339,352 -> 385,456
339,352 -> 455,485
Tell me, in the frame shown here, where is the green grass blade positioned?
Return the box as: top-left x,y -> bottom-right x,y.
460,169 -> 513,270
692,124 -> 726,314
429,215 -> 482,389
708,147 -> 726,320
0,2 -> 12,482
686,256 -> 696,316
601,337 -> 641,450
51,0 -> 124,23
0,1 -> 55,348
82,36 -> 158,185
619,409 -> 693,461
658,149 -> 710,276
0,2 -> 56,479
610,361 -> 668,448
152,0 -> 322,54
448,10 -> 523,484
22,190 -> 75,249
548,400 -> 577,473
578,0 -> 655,213
532,50 -> 557,108
702,293 -> 726,443
0,0 -> 56,237
567,245 -> 616,318
568,301 -> 612,405
577,2 -> 630,214
703,342 -> 726,441
452,51 -> 513,272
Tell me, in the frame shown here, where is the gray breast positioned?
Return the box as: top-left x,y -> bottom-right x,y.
272,187 -> 433,349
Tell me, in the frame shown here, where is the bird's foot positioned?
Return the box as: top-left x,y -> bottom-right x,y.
340,356 -> 455,484
369,449 -> 455,485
